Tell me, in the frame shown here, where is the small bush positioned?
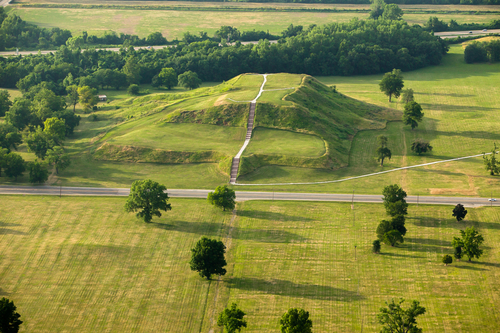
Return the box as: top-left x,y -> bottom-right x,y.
372,240 -> 381,254
128,84 -> 140,95
454,246 -> 462,261
442,254 -> 453,266
91,114 -> 98,121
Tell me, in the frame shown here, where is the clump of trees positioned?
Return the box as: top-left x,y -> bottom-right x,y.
375,184 -> 408,249
125,179 -> 172,223
403,101 -> 424,130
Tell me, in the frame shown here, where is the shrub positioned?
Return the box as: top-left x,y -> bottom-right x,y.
442,254 -> 453,266
372,240 -> 381,254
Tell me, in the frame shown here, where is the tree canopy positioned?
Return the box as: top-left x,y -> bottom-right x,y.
217,303 -> 247,333
376,135 -> 391,166
452,227 -> 484,262
382,184 -> 408,217
280,308 -> 313,333
189,236 -> 227,280
483,143 -> 500,176
403,101 -> 424,130
452,203 -> 467,222
410,139 -> 432,155
178,71 -> 202,90
0,297 -> 23,333
125,179 -> 172,223
379,69 -> 404,102
208,185 -> 236,211
377,298 -> 426,333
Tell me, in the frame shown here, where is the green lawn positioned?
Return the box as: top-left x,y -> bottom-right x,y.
10,6 -> 499,40
106,123 -> 245,155
2,196 -> 500,332
244,127 -> 326,158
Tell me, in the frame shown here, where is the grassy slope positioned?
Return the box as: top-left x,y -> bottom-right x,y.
10,6 -> 499,40
1,196 -> 500,332
237,45 -> 500,197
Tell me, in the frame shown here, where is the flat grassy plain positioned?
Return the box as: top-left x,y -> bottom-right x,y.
237,45 -> 500,196
9,6 -> 499,40
2,196 -> 500,332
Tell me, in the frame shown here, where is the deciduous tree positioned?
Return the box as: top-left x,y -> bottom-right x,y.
452,227 -> 484,262
410,139 -> 432,155
0,124 -> 22,153
178,71 -> 202,90
77,86 -> 98,111
373,240 -> 381,253
0,90 -> 12,117
28,159 -> 49,184
442,254 -> 453,266
125,179 -> 172,223
0,297 -> 23,333
379,69 -> 404,102
217,303 -> 247,333
189,236 -> 227,280
483,143 -> 500,175
208,185 -> 236,211
382,184 -> 408,217
66,85 -> 79,112
452,203 -> 467,222
377,299 -> 426,333
280,308 -> 312,333
43,117 -> 66,144
157,68 -> 178,90
400,88 -> 414,104
383,229 -> 404,247
46,146 -> 70,174
3,152 -> 25,180
403,101 -> 424,130
376,135 -> 391,166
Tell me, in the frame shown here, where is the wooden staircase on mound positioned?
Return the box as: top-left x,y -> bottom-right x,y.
230,102 -> 256,184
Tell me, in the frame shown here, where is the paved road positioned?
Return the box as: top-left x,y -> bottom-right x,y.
435,29 -> 500,39
0,0 -> 10,7
0,185 -> 498,207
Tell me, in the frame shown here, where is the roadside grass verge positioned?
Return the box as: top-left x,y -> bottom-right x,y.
2,197 -> 500,332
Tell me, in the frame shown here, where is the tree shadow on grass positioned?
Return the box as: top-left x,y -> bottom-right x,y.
236,210 -> 313,222
431,130 -> 500,141
420,103 -> 497,112
237,166 -> 291,182
416,92 -> 475,98
409,216 -> 500,231
0,221 -> 26,236
0,288 -> 9,296
151,221 -> 308,243
226,277 -> 364,301
379,252 -> 423,259
454,264 -> 488,271
469,261 -> 500,269
406,237 -> 450,247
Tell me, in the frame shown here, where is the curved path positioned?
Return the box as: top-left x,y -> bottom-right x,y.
0,185 -> 497,207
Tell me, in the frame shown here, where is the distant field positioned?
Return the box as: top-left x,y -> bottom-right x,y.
2,196 -> 500,332
9,6 -> 499,40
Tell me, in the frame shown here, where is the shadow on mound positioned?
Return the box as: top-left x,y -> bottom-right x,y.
226,277 -> 364,301
236,210 -> 313,222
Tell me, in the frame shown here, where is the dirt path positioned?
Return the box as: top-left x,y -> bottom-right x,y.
207,209 -> 238,333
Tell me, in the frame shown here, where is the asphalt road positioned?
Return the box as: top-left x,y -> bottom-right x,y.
435,29 -> 500,39
0,0 -> 10,7
0,185 -> 498,207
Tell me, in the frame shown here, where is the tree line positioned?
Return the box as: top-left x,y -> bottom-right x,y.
464,39 -> 500,64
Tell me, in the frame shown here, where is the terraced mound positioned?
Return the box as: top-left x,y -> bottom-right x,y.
93,73 -> 399,178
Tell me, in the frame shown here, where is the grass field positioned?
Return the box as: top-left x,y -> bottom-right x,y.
244,127 -> 326,157
9,6 -> 499,40
2,196 -> 500,332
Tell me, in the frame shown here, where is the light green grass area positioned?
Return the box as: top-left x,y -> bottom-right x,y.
257,74 -> 302,105
106,123 -> 245,154
244,127 -> 325,157
2,197 -> 500,332
225,74 -> 264,102
10,6 -> 499,40
237,45 -> 500,197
